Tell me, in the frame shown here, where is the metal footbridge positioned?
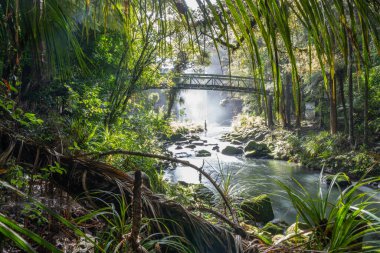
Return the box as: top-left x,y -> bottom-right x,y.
153,73 -> 271,94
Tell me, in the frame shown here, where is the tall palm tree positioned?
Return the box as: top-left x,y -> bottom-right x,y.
197,0 -> 380,135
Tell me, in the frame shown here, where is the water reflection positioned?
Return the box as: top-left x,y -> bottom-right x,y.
165,127 -> 379,224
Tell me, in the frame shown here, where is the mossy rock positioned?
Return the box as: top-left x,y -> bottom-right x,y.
189,135 -> 201,141
244,150 -> 273,159
221,146 -> 244,156
325,173 -> 352,188
231,139 -> 243,145
244,140 -> 270,152
191,141 -> 204,146
240,194 -> 274,223
195,149 -> 211,157
285,222 -> 309,235
262,222 -> 283,235
193,184 -> 214,203
170,133 -> 187,142
185,144 -> 196,149
244,141 -> 271,158
240,222 -> 259,235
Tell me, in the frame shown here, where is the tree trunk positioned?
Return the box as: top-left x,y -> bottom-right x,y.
319,85 -> 325,129
285,76 -> 292,129
128,170 -> 148,253
348,44 -> 354,146
363,69 -> 369,145
337,68 -> 348,133
267,95 -> 274,128
329,75 -> 337,134
165,88 -> 178,120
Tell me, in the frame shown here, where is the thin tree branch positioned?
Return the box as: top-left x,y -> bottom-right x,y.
74,150 -> 239,225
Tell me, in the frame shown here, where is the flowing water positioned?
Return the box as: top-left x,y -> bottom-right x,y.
165,124 -> 379,224
164,48 -> 379,224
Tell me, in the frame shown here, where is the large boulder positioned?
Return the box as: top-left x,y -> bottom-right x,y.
244,141 -> 271,158
195,149 -> 212,157
240,194 -> 274,223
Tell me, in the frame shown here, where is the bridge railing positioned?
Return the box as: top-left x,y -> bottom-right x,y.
154,73 -> 272,93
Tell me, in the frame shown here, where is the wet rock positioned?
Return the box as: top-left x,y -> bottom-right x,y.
170,133 -> 187,142
185,144 -> 196,149
262,222 -> 284,235
221,146 -> 244,156
191,141 -> 204,146
175,152 -> 192,158
212,145 -> 220,152
189,135 -> 201,141
231,139 -> 243,145
240,222 -> 260,235
244,140 -> 269,152
244,141 -> 271,158
175,145 -> 183,150
254,132 -> 267,141
195,149 -> 212,157
245,150 -> 272,159
240,194 -> 274,223
175,141 -> 189,145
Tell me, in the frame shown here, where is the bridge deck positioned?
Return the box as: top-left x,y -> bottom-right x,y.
152,73 -> 271,94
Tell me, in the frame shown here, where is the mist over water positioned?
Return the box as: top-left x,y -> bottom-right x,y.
176,49 -> 237,125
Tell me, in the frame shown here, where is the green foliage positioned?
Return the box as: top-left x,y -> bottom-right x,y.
286,131 -> 378,177
0,213 -> 62,253
40,162 -> 66,179
0,180 -> 93,253
76,192 -> 193,253
277,173 -> 380,252
0,96 -> 43,127
6,164 -> 27,190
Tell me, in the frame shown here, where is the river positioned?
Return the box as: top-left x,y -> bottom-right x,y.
165,124 -> 379,225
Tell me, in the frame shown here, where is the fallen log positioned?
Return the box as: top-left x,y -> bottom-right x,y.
0,128 -> 247,253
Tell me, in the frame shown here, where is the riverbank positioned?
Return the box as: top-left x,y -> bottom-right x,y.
222,115 -> 380,181
163,119 -> 380,249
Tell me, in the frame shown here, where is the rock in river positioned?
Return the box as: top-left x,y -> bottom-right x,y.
195,149 -> 211,157
244,141 -> 271,158
221,145 -> 244,155
240,194 -> 274,223
191,141 -> 204,146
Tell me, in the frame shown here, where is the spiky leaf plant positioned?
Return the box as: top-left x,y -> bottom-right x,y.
277,173 -> 380,252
